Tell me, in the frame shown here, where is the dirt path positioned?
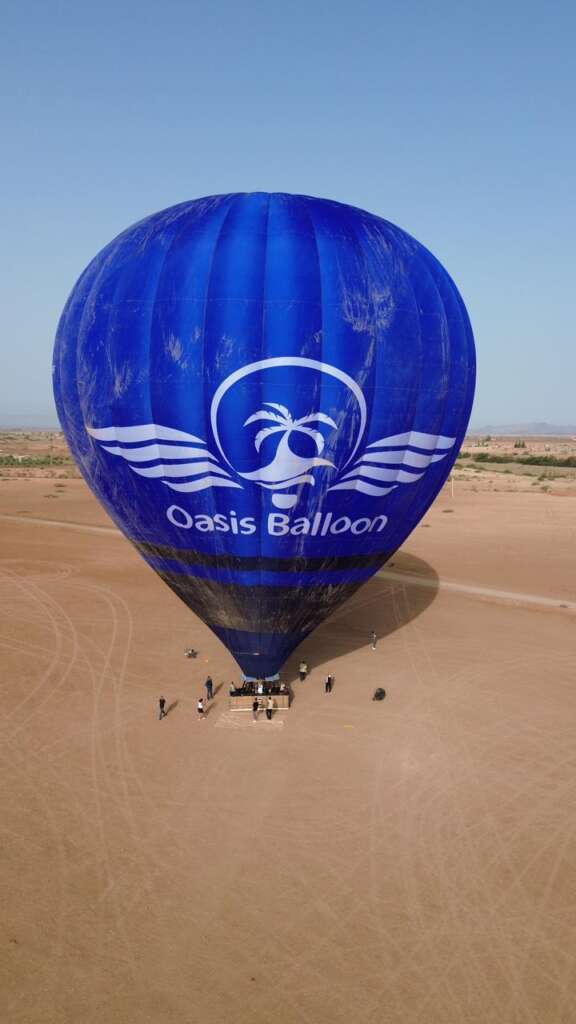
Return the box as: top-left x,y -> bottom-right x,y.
378,567 -> 576,613
0,513 -> 119,537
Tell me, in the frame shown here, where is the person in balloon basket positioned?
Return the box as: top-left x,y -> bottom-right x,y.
158,696 -> 167,720
266,696 -> 274,721
205,676 -> 213,701
197,697 -> 205,720
325,675 -> 334,694
298,661 -> 309,681
252,697 -> 259,723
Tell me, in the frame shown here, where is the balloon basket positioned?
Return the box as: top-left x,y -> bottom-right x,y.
228,676 -> 290,713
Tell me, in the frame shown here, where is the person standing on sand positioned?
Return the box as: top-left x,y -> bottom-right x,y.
266,696 -> 274,721
298,661 -> 308,681
325,675 -> 333,694
158,696 -> 167,720
252,697 -> 259,723
205,676 -> 213,700
197,697 -> 205,720
370,631 -> 377,650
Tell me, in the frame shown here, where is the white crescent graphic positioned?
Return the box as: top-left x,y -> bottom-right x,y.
209,357 -> 367,471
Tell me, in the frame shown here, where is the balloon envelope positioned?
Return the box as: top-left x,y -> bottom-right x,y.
53,193 -> 475,676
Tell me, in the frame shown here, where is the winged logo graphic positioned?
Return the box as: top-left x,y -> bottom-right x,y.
87,420 -> 455,506
86,424 -> 243,493
326,430 -> 456,497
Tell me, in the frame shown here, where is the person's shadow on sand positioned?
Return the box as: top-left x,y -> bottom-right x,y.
165,700 -> 179,716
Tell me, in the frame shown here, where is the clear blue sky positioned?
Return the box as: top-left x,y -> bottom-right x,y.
1,0 -> 574,426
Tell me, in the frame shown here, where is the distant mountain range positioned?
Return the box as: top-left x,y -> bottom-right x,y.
469,423 -> 576,437
1,416 -> 575,438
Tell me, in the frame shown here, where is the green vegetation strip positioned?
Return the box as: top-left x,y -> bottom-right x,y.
0,455 -> 71,466
458,453 -> 576,468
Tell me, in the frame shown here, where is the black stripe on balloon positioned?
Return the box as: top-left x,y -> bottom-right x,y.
156,571 -> 364,633
134,541 -> 391,573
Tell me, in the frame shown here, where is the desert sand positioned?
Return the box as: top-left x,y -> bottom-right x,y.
1,438 -> 576,1024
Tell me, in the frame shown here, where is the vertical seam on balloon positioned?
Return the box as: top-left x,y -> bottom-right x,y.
305,196 -> 327,643
300,196 -> 325,575
405,246 -> 425,446
145,202 -> 232,448
107,221 -> 176,435
377,240 -> 426,554
74,240 -> 126,472
68,236 -> 145,540
449,275 -> 476,438
409,251 -> 454,530
425,252 -> 472,458
433,258 -> 466,452
259,194 -> 272,603
430,256 -> 470,513
199,195 -> 243,593
147,208 -> 198,472
199,195 -> 240,451
347,207 -> 378,488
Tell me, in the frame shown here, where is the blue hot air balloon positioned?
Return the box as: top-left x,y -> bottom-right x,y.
53,193 -> 475,678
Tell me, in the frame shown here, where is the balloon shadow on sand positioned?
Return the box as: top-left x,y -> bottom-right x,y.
282,551 -> 439,685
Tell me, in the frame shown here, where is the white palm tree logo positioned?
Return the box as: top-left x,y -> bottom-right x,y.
239,402 -> 337,509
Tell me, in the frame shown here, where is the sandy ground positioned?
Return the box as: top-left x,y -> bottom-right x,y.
1,475 -> 576,1024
